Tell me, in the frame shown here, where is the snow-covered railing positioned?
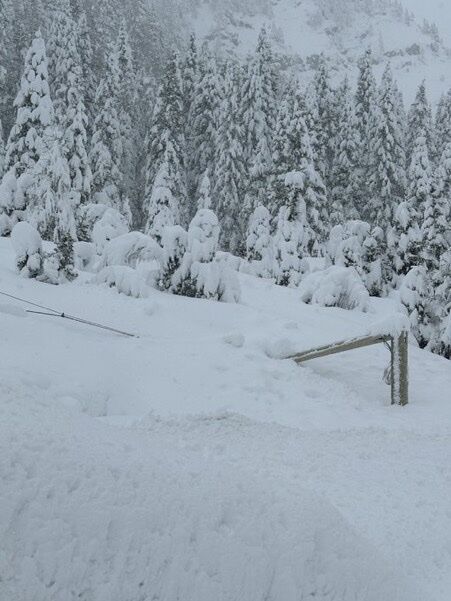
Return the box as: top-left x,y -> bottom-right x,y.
286,318 -> 409,406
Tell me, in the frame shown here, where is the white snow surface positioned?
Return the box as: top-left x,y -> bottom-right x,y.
0,236 -> 450,600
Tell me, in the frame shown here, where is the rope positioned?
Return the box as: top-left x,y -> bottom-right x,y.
0,290 -> 138,338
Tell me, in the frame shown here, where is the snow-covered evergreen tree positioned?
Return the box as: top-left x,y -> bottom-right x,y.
89,77 -> 125,215
171,208 -> 240,302
145,50 -> 187,223
422,143 -> 451,270
158,225 -> 188,292
271,92 -> 328,255
354,49 -> 378,215
240,27 -> 277,173
0,119 -> 5,178
313,55 -> 337,188
189,54 -> 222,199
4,31 -> 54,178
435,89 -> 451,163
213,65 -> 245,254
368,63 -> 406,229
407,81 -> 435,165
48,0 -> 91,205
399,266 -> 436,348
145,139 -> 182,244
331,78 -> 360,223
196,170 -> 212,211
246,204 -> 273,278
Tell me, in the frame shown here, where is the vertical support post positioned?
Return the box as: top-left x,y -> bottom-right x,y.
391,332 -> 409,406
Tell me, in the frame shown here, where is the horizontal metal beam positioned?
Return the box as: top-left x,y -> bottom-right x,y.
287,334 -> 392,364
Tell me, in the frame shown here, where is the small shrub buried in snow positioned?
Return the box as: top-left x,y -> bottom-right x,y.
245,205 -> 273,278
171,209 -> 241,303
11,222 -> 44,278
96,266 -> 150,299
101,231 -> 163,269
299,266 -> 370,312
91,207 -> 129,252
74,241 -> 96,272
158,225 -> 188,291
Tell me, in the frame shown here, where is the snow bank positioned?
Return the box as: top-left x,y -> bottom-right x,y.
299,266 -> 370,312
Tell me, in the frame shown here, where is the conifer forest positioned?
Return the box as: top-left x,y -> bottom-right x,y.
0,0 -> 450,358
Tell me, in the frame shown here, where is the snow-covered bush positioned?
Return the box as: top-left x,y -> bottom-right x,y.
96,266 -> 149,299
76,203 -> 128,246
273,205 -> 307,287
327,221 -> 385,296
299,266 -> 370,312
101,231 -> 163,269
74,241 -> 96,271
245,205 -> 273,278
0,169 -> 30,234
399,266 -> 437,348
11,222 -> 44,278
171,209 -> 240,302
158,225 -> 188,291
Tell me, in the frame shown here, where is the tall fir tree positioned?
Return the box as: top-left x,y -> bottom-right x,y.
240,27 -> 277,173
313,55 -> 337,189
189,54 -> 222,200
406,81 -> 435,165
354,49 -> 378,214
48,0 -> 91,205
145,50 -> 188,224
435,89 -> 451,162
213,64 -> 245,254
5,30 -> 54,179
368,63 -> 406,230
331,77 -> 360,223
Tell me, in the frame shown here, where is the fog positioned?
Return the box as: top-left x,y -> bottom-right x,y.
402,0 -> 451,43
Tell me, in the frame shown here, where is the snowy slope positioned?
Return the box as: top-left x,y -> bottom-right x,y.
188,0 -> 451,102
1,235 -> 451,600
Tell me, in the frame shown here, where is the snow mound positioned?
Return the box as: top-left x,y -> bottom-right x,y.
299,266 -> 370,312
11,221 -> 42,257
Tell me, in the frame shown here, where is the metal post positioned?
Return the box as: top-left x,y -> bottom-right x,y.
391,332 -> 409,406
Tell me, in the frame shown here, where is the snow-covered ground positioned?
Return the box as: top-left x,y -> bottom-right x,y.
1,235 -> 450,600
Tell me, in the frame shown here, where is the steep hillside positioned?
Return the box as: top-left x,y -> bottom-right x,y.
188,0 -> 451,101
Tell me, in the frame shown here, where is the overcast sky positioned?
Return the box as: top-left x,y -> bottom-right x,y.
402,0 -> 451,43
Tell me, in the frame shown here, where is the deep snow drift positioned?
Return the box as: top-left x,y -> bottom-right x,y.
0,236 -> 450,600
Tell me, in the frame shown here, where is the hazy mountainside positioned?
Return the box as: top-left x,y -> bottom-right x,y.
187,0 -> 451,102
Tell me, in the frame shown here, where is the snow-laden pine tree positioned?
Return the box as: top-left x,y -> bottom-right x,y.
271,91 -> 328,256
407,82 -> 435,165
145,139 -> 182,244
422,142 -> 451,270
399,266 -> 436,348
171,208 -> 240,302
189,54 -> 222,200
0,119 -> 5,179
76,10 -> 96,129
331,78 -> 360,223
213,64 -> 245,254
368,63 -> 406,230
145,50 -> 188,222
48,0 -> 92,206
391,128 -> 431,277
111,20 -> 137,208
313,55 -> 337,188
246,204 -> 273,278
354,49 -> 378,215
435,89 -> 451,163
4,31 -> 53,178
158,225 -> 188,292
240,27 -> 277,173
0,0 -> 17,134
89,77 -> 125,215
196,170 -> 212,211
26,138 -> 70,239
